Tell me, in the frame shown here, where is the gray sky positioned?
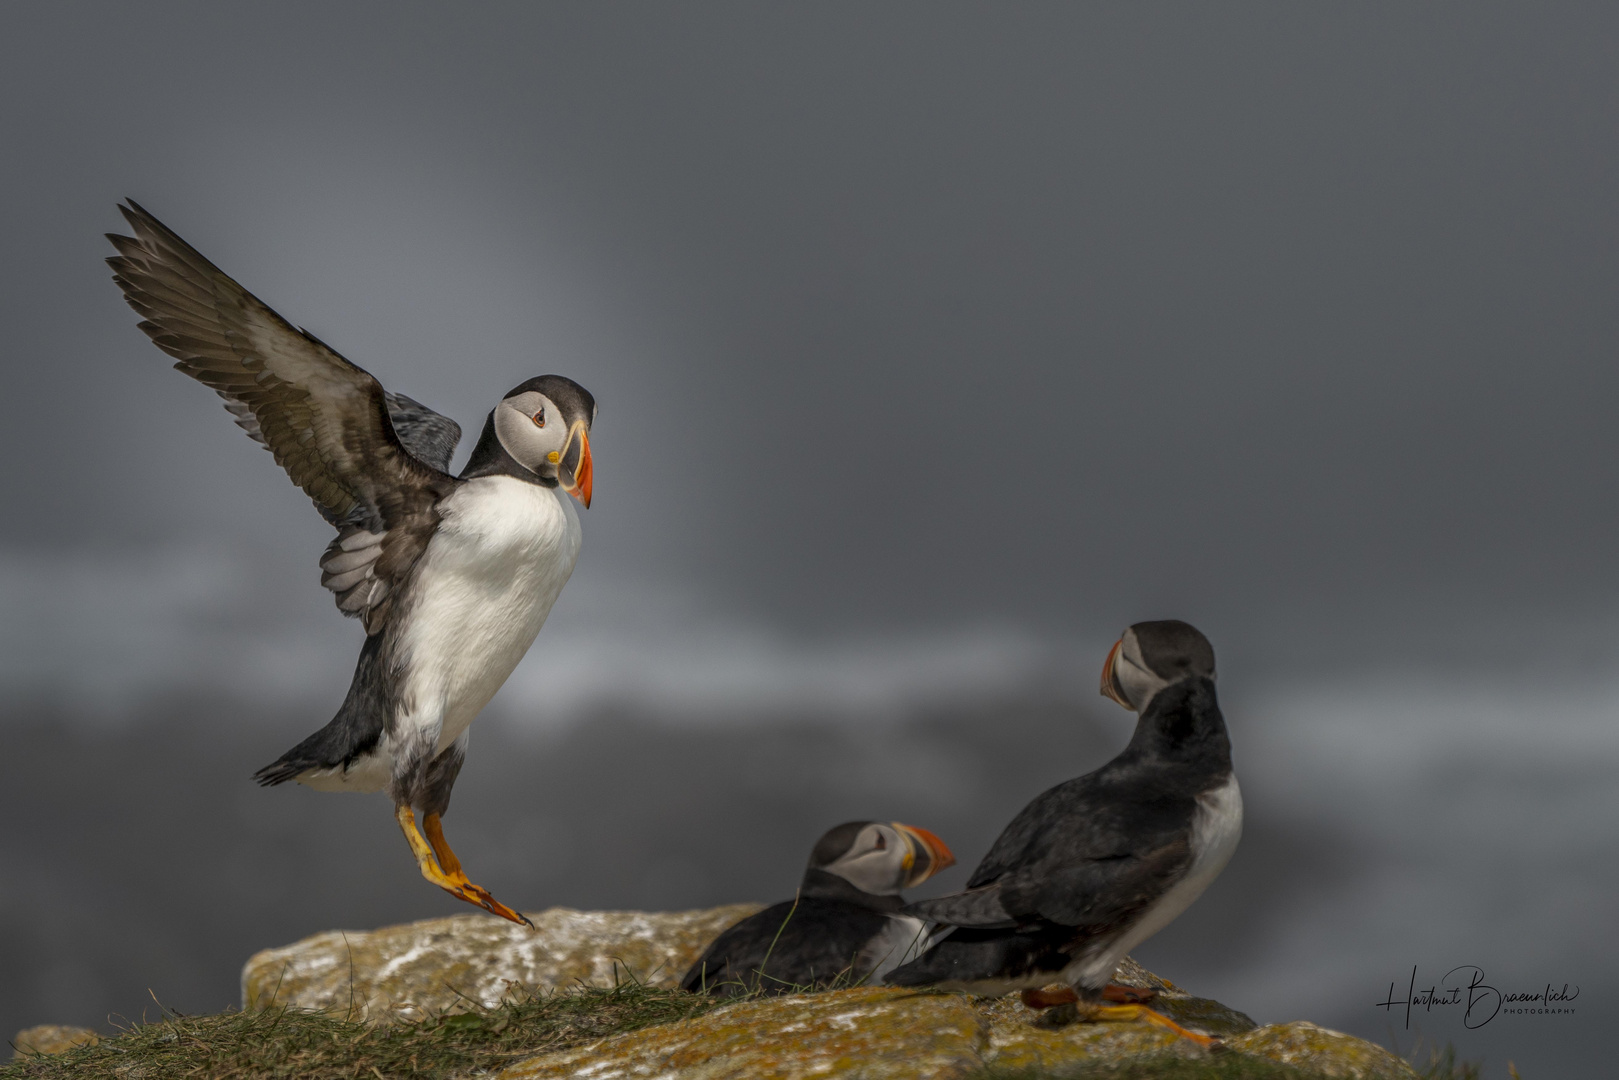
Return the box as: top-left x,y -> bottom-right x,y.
4,2 -> 1619,678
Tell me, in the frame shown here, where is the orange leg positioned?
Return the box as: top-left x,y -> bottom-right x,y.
1021,984 -> 1158,1008
1020,986 -> 1213,1047
1081,1003 -> 1219,1048
394,805 -> 534,928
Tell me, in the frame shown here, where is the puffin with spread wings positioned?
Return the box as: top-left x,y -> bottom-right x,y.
107,201 -> 595,926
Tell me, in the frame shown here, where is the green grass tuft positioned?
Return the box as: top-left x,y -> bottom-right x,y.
2,981 -> 726,1080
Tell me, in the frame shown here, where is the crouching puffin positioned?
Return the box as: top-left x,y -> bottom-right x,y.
886,621 -> 1241,1047
682,821 -> 957,996
106,201 -> 596,926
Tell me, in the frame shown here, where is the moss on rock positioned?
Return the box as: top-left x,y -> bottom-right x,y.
1224,1022 -> 1418,1079
495,985 -> 1406,1080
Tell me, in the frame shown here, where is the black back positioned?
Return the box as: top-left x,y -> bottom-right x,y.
679,897 -> 895,997
888,676 -> 1232,991
680,841 -> 909,997
967,676 -> 1229,899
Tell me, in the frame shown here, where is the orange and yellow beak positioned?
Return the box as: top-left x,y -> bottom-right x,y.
560,421 -> 593,508
893,822 -> 956,889
1100,637 -> 1133,710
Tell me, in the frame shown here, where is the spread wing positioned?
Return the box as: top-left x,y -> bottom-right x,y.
220,388 -> 462,474
107,200 -> 459,633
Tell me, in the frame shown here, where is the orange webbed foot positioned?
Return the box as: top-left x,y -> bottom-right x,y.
395,805 -> 536,928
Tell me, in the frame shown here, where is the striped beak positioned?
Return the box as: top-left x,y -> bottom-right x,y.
1100,637 -> 1133,710
560,421 -> 593,508
893,823 -> 956,888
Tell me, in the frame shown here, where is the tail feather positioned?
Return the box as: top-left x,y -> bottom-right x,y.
253,755 -> 315,787
885,925 -> 1070,989
904,884 -> 1017,928
252,633 -> 390,787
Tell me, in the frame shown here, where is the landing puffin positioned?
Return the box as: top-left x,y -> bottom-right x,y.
886,621 -> 1241,1046
106,201 -> 596,926
682,821 -> 956,996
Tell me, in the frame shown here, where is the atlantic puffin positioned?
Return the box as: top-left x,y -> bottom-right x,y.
106,201 -> 596,926
886,621 -> 1241,1046
681,821 -> 957,996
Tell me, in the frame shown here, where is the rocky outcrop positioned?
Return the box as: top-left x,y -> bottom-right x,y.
242,905 -> 1415,1078
241,905 -> 762,1022
494,987 -> 1414,1079
1224,1021 -> 1419,1079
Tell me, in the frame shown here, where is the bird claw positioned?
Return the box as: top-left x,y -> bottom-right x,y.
442,881 -> 532,928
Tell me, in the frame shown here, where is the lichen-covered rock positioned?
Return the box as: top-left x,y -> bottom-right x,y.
497,986 -> 1407,1080
498,987 -> 989,1080
10,1024 -> 98,1058
241,904 -> 762,1023
978,986 -> 1257,1073
1226,1021 -> 1419,1079
241,906 -> 1411,1079
497,986 -> 1256,1079
1111,954 -> 1180,993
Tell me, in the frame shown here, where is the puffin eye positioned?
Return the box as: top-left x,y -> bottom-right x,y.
873,834 -> 886,851
532,408 -> 545,427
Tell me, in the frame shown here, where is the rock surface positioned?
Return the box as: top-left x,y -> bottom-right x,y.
495,987 -> 1413,1079
241,904 -> 763,1022
1224,1021 -> 1419,1079
242,905 -> 1414,1078
9,1024 -> 98,1059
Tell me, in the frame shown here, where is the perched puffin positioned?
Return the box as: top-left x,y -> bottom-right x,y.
886,621 -> 1241,1046
682,821 -> 957,996
106,201 -> 596,926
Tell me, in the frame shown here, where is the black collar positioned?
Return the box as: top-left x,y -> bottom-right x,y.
798,868 -> 905,911
458,411 -> 557,485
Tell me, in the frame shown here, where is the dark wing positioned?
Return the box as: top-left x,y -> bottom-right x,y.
381,391 -> 462,473
890,842 -> 1191,990
218,387 -> 462,474
1000,840 -> 1192,931
107,200 -> 458,633
680,899 -> 887,997
915,766 -> 1197,932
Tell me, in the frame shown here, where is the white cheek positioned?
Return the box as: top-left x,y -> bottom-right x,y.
495,407 -> 565,468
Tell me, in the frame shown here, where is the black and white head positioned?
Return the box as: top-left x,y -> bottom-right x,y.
1100,620 -> 1216,714
491,375 -> 596,505
809,821 -> 957,896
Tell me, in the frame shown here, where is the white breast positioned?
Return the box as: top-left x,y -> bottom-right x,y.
393,477 -> 581,755
1070,772 -> 1243,988
858,915 -> 933,983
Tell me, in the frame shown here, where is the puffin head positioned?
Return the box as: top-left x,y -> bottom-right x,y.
1100,620 -> 1215,714
491,375 -> 596,506
808,820 -> 956,895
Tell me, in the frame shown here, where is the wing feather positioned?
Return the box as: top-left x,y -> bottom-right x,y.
107,200 -> 459,632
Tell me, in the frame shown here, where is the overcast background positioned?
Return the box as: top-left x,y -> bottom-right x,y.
3,4 -> 1616,1077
